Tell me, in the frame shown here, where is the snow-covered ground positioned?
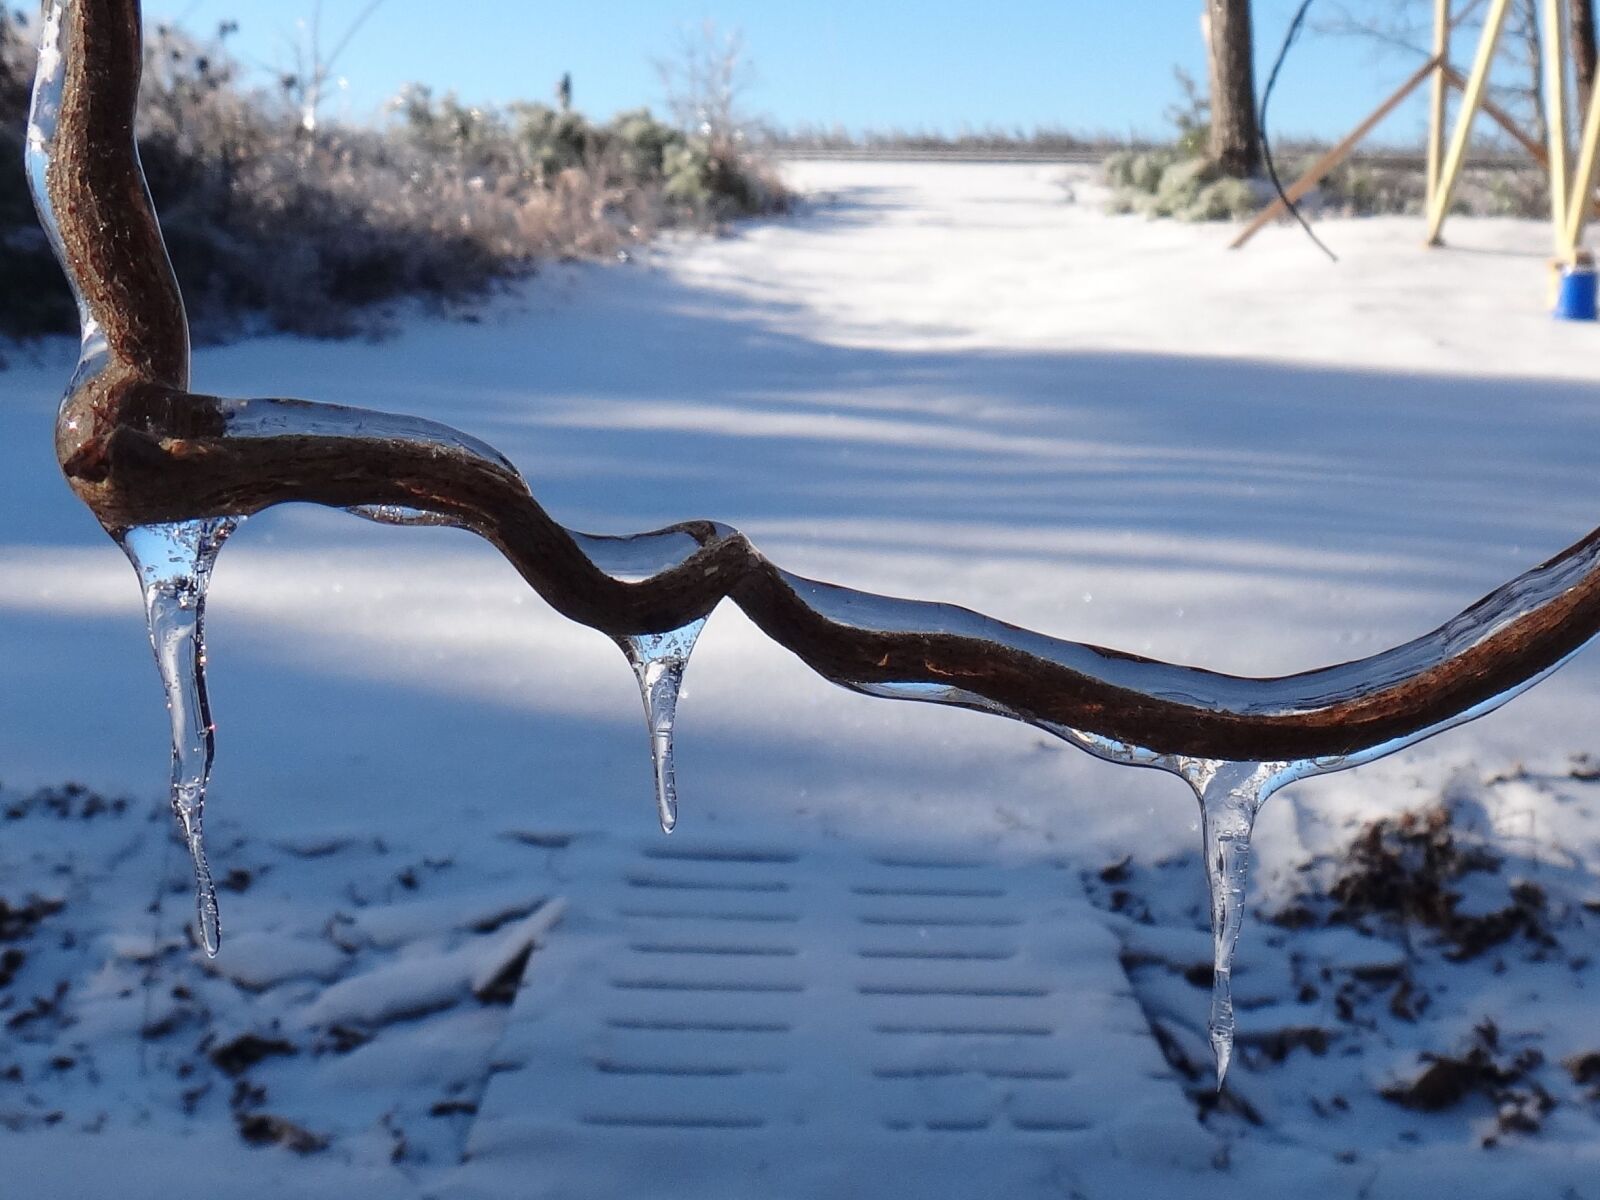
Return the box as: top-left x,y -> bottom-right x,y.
2,161 -> 1600,1196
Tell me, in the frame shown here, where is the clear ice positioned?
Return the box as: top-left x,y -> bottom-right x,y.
617,619 -> 707,834
118,518 -> 239,956
347,503 -> 461,527
1182,761 -> 1289,1088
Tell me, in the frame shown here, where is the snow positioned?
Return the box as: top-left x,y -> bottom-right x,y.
206,930 -> 348,991
1,160 -> 1599,1195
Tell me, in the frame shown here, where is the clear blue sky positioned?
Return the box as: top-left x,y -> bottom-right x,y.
142,0 -> 1436,142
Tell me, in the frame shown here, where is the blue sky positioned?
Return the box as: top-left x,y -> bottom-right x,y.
141,0 -> 1436,142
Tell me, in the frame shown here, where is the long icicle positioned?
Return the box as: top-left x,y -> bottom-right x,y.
617,618 -> 707,833
1185,761 -> 1285,1088
118,518 -> 238,956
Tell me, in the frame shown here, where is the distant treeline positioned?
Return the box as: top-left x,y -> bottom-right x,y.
759,124 -> 1526,166
760,124 -> 1109,155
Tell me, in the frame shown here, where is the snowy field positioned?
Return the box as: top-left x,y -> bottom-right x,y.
2,160 -> 1600,1196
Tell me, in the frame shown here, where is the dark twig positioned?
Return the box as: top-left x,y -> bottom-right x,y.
1261,0 -> 1339,262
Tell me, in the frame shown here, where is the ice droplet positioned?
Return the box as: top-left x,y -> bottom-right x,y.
118,518 -> 239,957
617,618 -> 706,834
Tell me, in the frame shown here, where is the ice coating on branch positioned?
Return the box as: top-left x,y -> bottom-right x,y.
572,530 -> 711,583
118,518 -> 238,956
24,1 -> 69,290
347,504 -> 461,527
618,618 -> 707,833
221,398 -> 522,477
769,551 -> 1600,741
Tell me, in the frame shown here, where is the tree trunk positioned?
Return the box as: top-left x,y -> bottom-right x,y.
1205,0 -> 1261,177
1575,0 -> 1599,118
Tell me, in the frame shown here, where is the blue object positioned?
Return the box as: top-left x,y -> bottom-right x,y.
1555,265 -> 1598,321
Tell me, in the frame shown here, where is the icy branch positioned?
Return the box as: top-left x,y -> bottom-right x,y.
27,0 -> 1600,1079
33,0 -> 1600,767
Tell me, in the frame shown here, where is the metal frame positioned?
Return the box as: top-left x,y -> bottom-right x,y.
1237,0 -> 1600,263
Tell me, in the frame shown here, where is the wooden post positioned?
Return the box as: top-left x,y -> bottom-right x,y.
1563,68 -> 1600,251
1545,0 -> 1573,245
1426,0 -> 1515,245
1231,59 -> 1440,249
1428,0 -> 1452,211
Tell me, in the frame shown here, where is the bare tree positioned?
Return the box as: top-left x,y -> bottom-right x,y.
1316,0 -> 1551,148
1509,0 -> 1548,149
282,0 -> 389,136
655,20 -> 753,155
1205,0 -> 1262,177
1574,0 -> 1598,115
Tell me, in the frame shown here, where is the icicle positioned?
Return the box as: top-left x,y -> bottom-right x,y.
617,618 -> 706,834
1182,760 -> 1291,1089
118,518 -> 239,957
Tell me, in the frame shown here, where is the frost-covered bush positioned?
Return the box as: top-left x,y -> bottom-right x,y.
1309,160 -> 1424,217
1298,157 -> 1546,220
0,19 -> 789,344
1103,148 -> 1174,195
1104,151 -> 1258,222
1181,175 -> 1256,222
1104,139 -> 1547,225
391,88 -> 781,222
1470,168 -> 1548,218
1154,158 -> 1215,212
607,107 -> 679,178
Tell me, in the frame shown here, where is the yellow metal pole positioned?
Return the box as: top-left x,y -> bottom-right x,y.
1428,0 -> 1451,212
1544,0 -> 1572,244
1563,68 -> 1600,252
1426,0 -> 1515,244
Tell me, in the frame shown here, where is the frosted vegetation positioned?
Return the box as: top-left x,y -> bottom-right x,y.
1104,145 -> 1550,224
1102,66 -> 1551,224
0,10 -> 786,343
765,123 -> 1101,154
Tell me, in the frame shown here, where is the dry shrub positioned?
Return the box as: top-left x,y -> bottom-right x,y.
1271,800 -> 1556,963
1,18 -> 788,344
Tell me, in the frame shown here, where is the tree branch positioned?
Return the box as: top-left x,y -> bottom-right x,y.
30,0 -> 1600,775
